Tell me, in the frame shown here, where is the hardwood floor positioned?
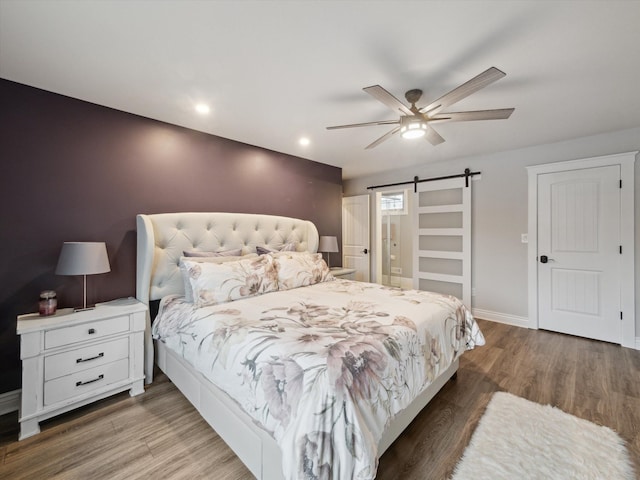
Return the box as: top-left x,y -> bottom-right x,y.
1,319 -> 638,479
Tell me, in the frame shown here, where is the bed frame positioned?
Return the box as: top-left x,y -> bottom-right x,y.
136,212 -> 458,479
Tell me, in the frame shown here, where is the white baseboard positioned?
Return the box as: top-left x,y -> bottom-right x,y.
0,389 -> 20,416
471,310 -> 639,349
471,308 -> 529,329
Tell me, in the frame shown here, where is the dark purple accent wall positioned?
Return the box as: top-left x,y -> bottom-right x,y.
0,79 -> 343,394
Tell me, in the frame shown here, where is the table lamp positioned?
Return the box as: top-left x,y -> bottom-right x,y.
318,235 -> 339,269
56,242 -> 111,311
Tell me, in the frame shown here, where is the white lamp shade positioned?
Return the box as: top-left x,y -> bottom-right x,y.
56,242 -> 111,276
318,236 -> 339,253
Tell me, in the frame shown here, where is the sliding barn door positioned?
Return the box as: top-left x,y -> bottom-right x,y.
413,177 -> 471,307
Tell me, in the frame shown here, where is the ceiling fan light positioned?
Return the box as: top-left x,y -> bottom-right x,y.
401,121 -> 427,139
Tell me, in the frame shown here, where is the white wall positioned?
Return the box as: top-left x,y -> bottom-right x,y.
343,127 -> 640,337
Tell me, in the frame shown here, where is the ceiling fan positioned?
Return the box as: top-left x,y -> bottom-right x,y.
327,67 -> 514,149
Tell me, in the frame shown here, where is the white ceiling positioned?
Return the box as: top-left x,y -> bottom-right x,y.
1,1 -> 640,179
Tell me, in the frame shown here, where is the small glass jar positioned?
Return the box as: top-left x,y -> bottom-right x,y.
39,290 -> 57,316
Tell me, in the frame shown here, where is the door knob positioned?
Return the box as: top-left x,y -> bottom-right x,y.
362,248 -> 368,254
540,255 -> 554,263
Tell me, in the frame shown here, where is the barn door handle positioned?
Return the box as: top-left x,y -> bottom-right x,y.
362,248 -> 368,254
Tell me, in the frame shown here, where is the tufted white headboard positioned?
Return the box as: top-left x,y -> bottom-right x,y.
135,212 -> 319,383
136,212 -> 319,304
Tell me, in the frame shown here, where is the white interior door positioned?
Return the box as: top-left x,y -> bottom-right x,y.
537,165 -> 621,343
342,195 -> 370,282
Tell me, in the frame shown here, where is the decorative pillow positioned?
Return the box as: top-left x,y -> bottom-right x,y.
269,250 -> 309,258
183,248 -> 243,257
179,254 -> 258,302
273,251 -> 334,291
256,245 -> 273,255
256,242 -> 298,255
182,255 -> 278,307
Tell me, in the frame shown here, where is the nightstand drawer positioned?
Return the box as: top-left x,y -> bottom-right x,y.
44,357 -> 129,406
44,315 -> 129,349
44,337 -> 129,381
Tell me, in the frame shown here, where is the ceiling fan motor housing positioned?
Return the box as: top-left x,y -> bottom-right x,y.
405,89 -> 423,105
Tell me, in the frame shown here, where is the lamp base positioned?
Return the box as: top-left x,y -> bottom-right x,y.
74,274 -> 95,312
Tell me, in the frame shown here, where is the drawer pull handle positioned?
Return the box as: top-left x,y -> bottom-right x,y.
88,328 -> 96,334
76,352 -> 104,363
76,374 -> 104,387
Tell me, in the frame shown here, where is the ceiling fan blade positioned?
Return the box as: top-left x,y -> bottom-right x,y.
424,125 -> 445,146
421,67 -> 507,115
365,126 -> 401,149
430,108 -> 515,122
326,120 -> 399,130
363,85 -> 413,116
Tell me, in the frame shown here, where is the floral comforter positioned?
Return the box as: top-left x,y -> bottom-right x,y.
152,279 -> 484,480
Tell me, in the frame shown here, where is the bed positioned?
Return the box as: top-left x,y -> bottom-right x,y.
136,212 -> 484,480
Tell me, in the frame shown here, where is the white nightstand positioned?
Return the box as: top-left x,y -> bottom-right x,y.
16,297 -> 147,440
330,267 -> 356,280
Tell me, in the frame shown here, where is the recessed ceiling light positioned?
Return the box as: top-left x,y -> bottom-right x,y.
299,137 -> 310,146
195,104 -> 210,115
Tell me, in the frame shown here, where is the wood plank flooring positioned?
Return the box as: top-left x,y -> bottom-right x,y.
1,319 -> 638,479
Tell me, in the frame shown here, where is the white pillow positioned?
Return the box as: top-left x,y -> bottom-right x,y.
182,255 -> 278,307
179,254 -> 258,302
272,252 -> 334,291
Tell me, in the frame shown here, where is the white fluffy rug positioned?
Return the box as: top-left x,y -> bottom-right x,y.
451,392 -> 636,480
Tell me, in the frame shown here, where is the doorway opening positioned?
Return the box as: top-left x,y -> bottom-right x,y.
375,189 -> 412,288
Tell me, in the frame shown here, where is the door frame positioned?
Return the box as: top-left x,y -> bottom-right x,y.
526,151 -> 636,348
